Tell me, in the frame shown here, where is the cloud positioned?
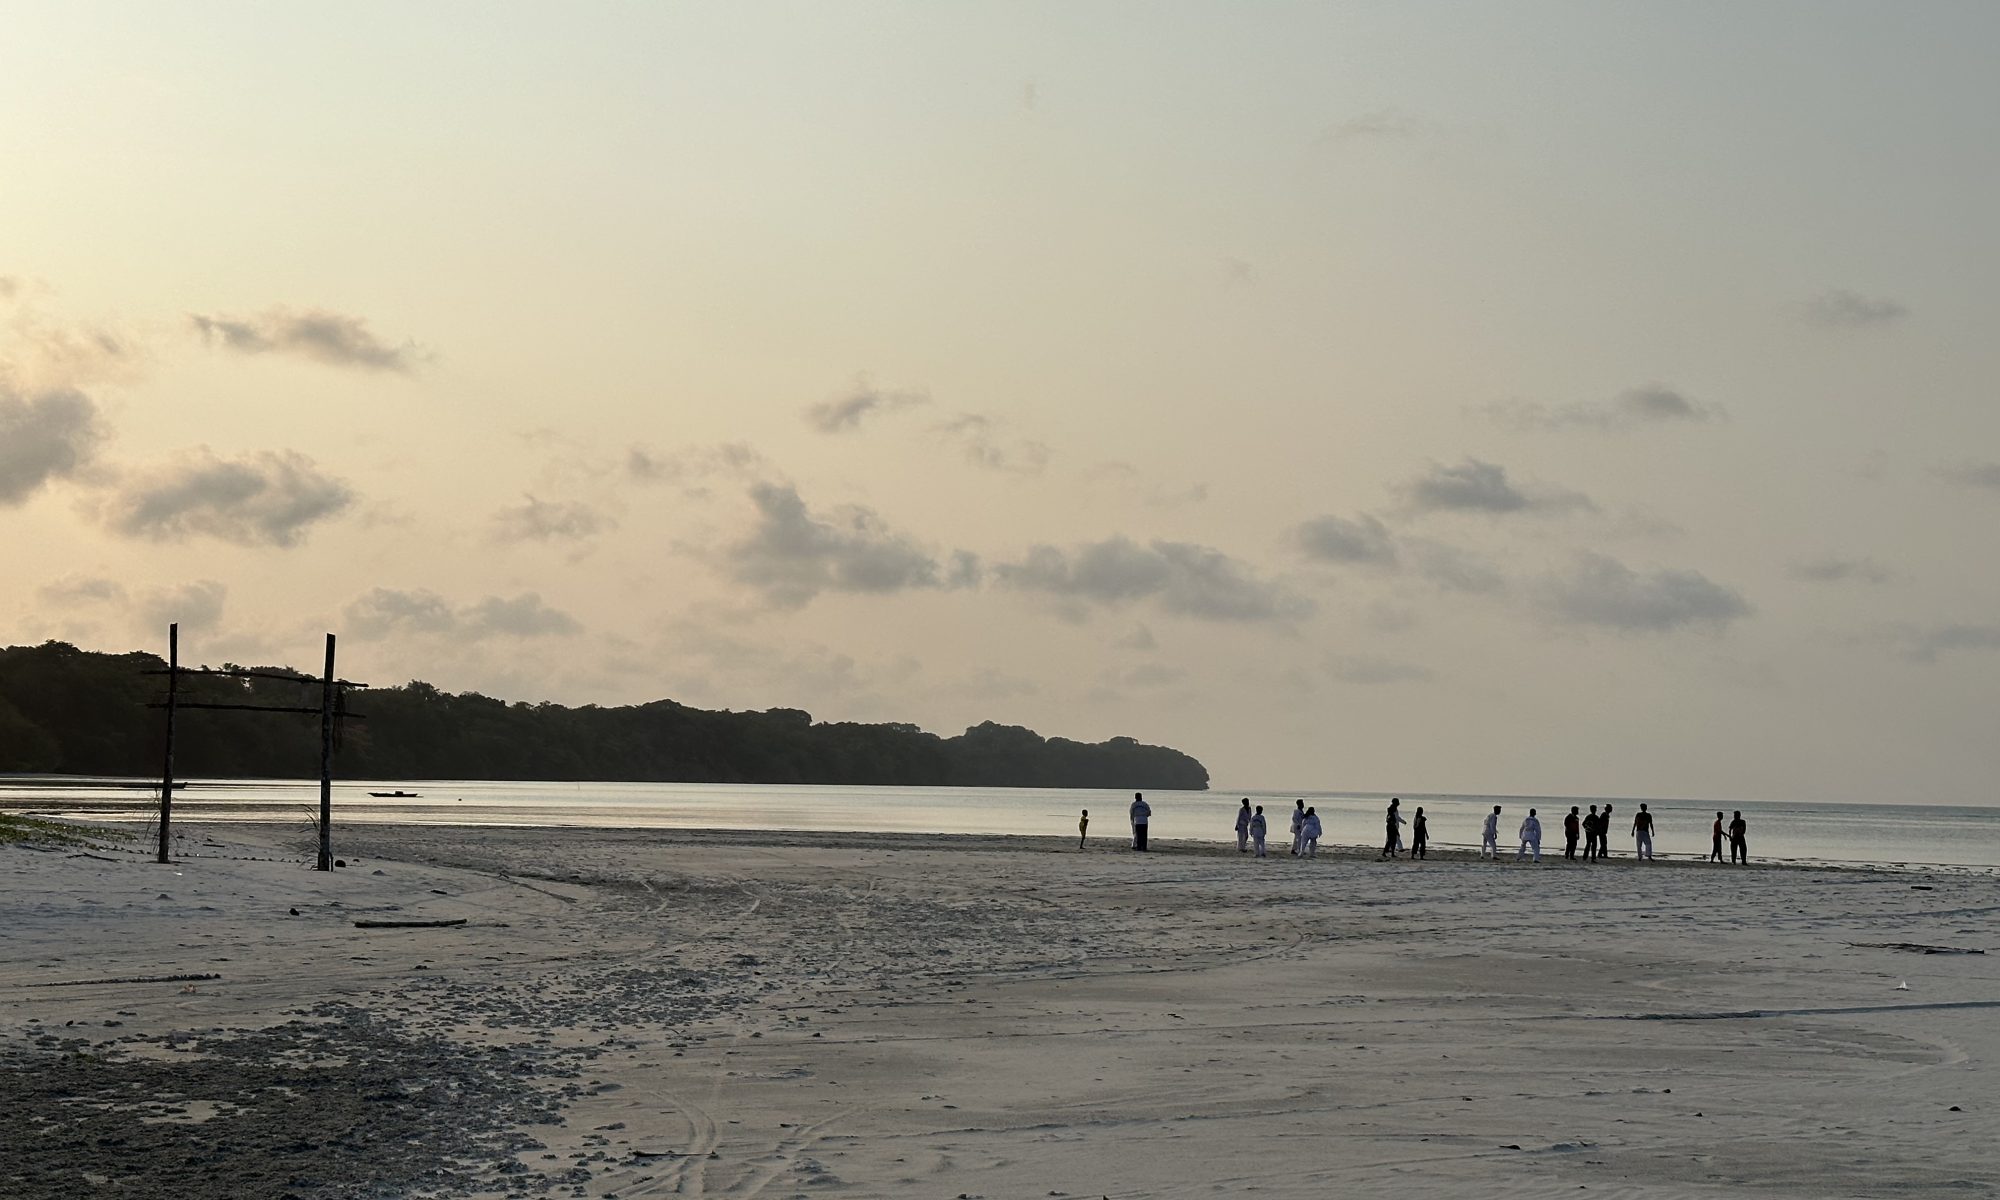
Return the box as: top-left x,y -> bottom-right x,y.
625,441 -> 763,488
995,535 -> 1313,623
137,580 -> 227,634
1895,623 -> 2000,663
0,384 -> 102,504
1407,539 -> 1507,594
1114,624 -> 1157,651
463,593 -> 584,637
1115,662 -> 1187,689
1790,556 -> 1893,585
1399,458 -> 1594,516
1295,513 -> 1398,566
94,448 -> 354,547
804,380 -> 929,433
1317,108 -> 1424,144
490,495 -> 614,543
724,482 -> 965,608
1481,386 -> 1724,432
1934,461 -> 2000,492
936,412 -> 1051,476
343,587 -> 580,640
1325,653 -> 1434,684
1532,551 -> 1750,633
37,576 -> 127,607
190,308 -> 420,372
1802,289 -> 1908,329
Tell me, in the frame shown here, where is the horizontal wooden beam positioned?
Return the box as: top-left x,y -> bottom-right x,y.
141,666 -> 368,688
144,701 -> 367,718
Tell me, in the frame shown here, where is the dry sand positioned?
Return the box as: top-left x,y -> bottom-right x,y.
4,820 -> 1998,1199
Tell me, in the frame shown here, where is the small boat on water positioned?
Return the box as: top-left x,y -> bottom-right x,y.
367,790 -> 421,798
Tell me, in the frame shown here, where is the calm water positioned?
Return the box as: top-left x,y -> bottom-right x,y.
5,776 -> 1999,871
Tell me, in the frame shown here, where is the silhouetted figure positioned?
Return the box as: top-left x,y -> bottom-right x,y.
1130,792 -> 1151,851
1728,810 -> 1748,864
1300,806 -> 1322,858
1289,799 -> 1306,857
1235,798 -> 1252,852
1709,811 -> 1725,862
1633,803 -> 1656,861
1599,804 -> 1616,860
1563,805 -> 1581,860
1583,804 -> 1601,861
1381,797 -> 1405,859
1411,807 -> 1429,860
1250,805 -> 1268,858
1079,808 -> 1089,849
1481,805 -> 1502,859
1517,808 -> 1542,863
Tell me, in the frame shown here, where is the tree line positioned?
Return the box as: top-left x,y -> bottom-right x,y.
0,641 -> 1210,790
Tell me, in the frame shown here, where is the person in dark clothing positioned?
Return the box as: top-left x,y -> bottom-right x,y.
1582,804 -> 1601,861
1129,792 -> 1151,851
1235,798 -> 1252,852
1563,806 -> 1581,860
1709,811 -> 1726,862
1632,803 -> 1656,861
1381,797 -> 1404,859
1598,804 -> 1615,860
1728,810 -> 1748,864
1411,807 -> 1428,860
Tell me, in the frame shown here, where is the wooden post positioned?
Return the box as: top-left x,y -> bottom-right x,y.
316,633 -> 335,871
157,623 -> 179,864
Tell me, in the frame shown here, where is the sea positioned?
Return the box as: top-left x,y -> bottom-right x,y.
4,775 -> 1999,872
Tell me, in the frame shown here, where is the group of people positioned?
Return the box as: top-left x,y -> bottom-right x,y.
1089,793 -> 1754,864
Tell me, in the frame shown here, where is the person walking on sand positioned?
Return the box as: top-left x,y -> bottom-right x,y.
1289,799 -> 1307,857
1129,792 -> 1151,852
1411,806 -> 1429,860
1300,806 -> 1323,858
1709,811 -> 1726,862
1563,805 -> 1582,861
1078,809 -> 1089,849
1582,804 -> 1601,862
1250,805 -> 1269,858
1381,797 -> 1406,859
1235,798 -> 1253,853
1517,808 -> 1542,863
1632,803 -> 1656,861
1728,810 -> 1748,864
1481,805 -> 1502,859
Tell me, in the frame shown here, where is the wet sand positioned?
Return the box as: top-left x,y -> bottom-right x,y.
4,821 -> 1997,1198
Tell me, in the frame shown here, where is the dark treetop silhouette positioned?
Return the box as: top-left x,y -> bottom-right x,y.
0,641 -> 1209,790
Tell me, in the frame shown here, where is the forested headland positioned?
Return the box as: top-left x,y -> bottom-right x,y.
0,641 -> 1210,790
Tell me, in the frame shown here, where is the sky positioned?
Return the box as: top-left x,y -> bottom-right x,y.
3,2 -> 1997,802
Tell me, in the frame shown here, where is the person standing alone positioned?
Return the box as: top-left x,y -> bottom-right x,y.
1234,798 -> 1252,853
1129,792 -> 1151,851
1078,808 -> 1089,849
1632,803 -> 1656,862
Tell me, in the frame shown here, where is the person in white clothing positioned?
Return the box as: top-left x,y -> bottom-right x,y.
1299,806 -> 1322,858
1481,805 -> 1502,859
1517,808 -> 1542,863
1234,798 -> 1253,853
1289,799 -> 1306,857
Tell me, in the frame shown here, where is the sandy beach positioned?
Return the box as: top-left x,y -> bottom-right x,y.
5,820 -> 1998,1199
